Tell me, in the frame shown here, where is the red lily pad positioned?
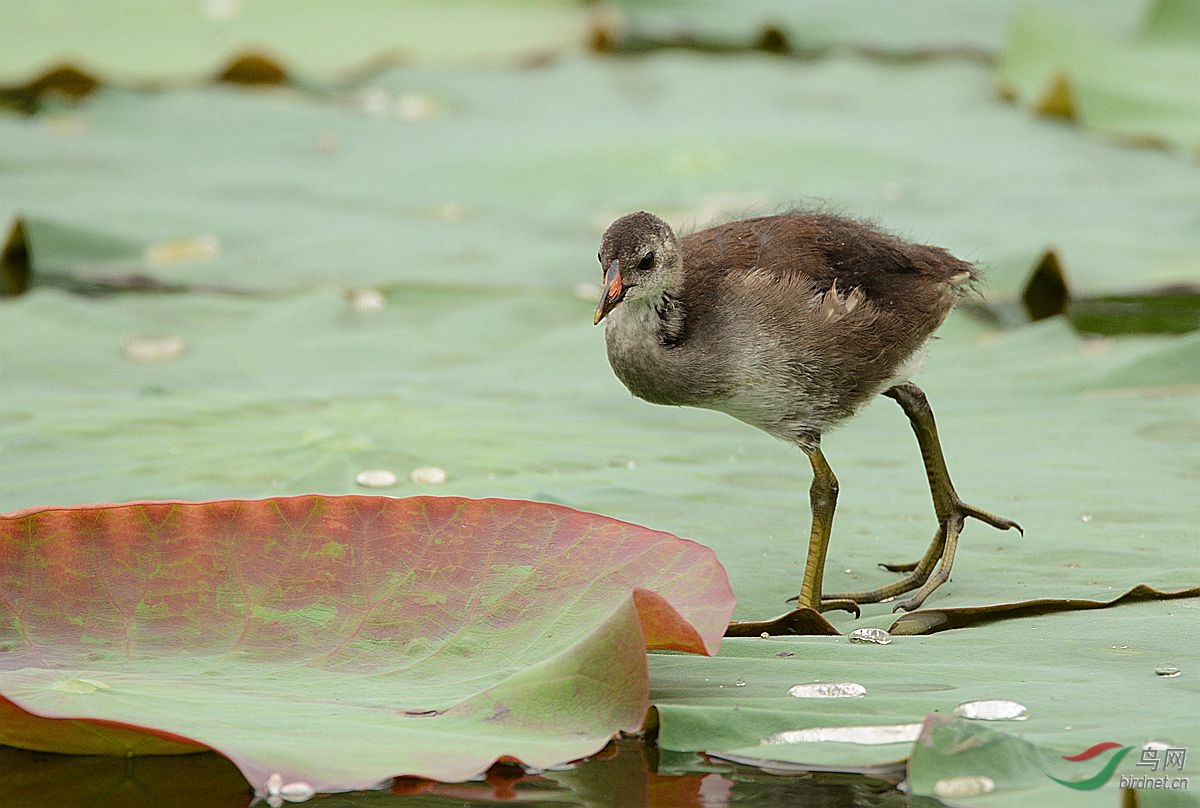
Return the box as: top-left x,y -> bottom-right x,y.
0,496 -> 733,793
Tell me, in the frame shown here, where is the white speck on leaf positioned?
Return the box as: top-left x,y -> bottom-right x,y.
355,469 -> 398,488
122,335 -> 186,363
410,466 -> 448,485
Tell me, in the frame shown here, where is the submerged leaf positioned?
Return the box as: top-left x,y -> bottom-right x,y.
0,64 -> 101,114
1034,72 -> 1078,120
214,53 -> 289,86
0,745 -> 249,808
1021,249 -> 1070,322
0,496 -> 734,791
1,217 -> 30,296
723,606 -> 840,637
889,584 -> 1200,635
1069,287 -> 1200,336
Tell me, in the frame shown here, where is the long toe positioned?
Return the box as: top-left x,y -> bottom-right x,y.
819,597 -> 861,617
957,498 -> 1023,535
796,499 -> 1021,613
823,525 -> 947,605
893,568 -> 950,612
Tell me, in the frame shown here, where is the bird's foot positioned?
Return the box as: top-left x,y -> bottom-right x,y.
780,594 -> 861,617
725,607 -> 840,637
956,499 -> 1023,536
879,559 -> 919,573
819,597 -> 860,617
825,495 -> 1023,612
888,497 -> 1022,612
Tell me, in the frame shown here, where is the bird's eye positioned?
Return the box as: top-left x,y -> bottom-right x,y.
637,252 -> 655,270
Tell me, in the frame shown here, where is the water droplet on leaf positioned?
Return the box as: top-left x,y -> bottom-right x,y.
763,722 -> 922,746
954,699 -> 1028,721
848,627 -> 892,645
279,781 -> 316,802
787,682 -> 866,699
347,288 -> 386,314
933,775 -> 995,798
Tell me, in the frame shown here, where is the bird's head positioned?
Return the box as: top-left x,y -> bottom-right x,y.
593,211 -> 681,325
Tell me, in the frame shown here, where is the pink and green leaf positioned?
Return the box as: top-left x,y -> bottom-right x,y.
0,496 -> 734,792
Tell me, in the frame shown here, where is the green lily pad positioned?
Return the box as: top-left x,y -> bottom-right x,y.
0,0 -> 590,86
997,4 -> 1200,152
650,602 -> 1198,803
2,54 -> 1196,300
0,496 -> 733,792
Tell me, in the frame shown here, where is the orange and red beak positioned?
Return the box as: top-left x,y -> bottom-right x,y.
593,259 -> 624,325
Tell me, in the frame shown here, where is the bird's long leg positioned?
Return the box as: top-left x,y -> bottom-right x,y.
796,445 -> 859,615
822,382 -> 1021,611
724,443 -> 856,636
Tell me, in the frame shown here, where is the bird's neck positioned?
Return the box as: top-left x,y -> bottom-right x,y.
619,286 -> 685,348
650,289 -> 686,347
604,287 -> 700,407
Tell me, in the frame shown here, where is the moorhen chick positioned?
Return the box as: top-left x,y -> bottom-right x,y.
593,211 -> 1021,628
